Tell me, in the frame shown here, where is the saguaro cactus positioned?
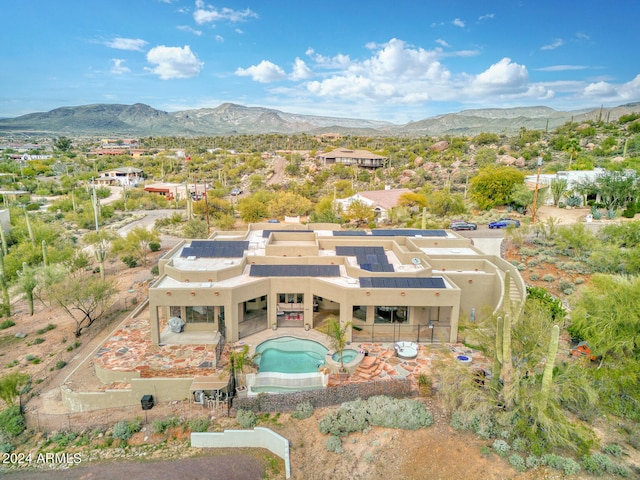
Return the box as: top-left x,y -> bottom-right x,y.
540,324 -> 560,409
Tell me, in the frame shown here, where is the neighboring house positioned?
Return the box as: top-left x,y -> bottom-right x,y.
317,147 -> 387,168
94,167 -> 143,187
335,188 -> 412,222
0,189 -> 31,204
524,168 -> 606,204
144,182 -> 207,201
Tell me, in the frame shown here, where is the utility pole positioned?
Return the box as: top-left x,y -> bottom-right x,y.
531,156 -> 543,223
91,178 -> 99,231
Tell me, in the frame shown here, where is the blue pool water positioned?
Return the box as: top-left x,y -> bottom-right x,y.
331,349 -> 358,363
255,337 -> 328,374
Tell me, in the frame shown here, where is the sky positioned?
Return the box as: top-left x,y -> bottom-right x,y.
1,0 -> 639,124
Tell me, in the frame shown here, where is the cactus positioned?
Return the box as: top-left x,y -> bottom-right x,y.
23,206 -> 34,245
0,225 -> 7,255
0,250 -> 10,316
540,324 -> 560,409
421,207 -> 427,230
42,240 -> 48,267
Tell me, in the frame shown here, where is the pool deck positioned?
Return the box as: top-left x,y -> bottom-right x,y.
88,305 -> 488,392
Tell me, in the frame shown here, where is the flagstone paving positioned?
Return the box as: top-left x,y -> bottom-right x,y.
85,306 -> 489,391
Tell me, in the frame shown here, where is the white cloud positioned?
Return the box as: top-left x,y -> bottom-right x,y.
290,58 -> 313,80
146,45 -> 203,79
436,38 -> 450,48
452,18 -> 465,28
469,58 -> 530,95
235,60 -> 286,83
105,37 -> 147,52
478,13 -> 494,21
193,1 -> 258,25
110,59 -> 130,75
541,38 -> 564,51
583,74 -> 640,100
215,35 -> 224,43
178,25 -> 202,36
536,65 -> 587,72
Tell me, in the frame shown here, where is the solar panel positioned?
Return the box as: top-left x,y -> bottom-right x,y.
180,241 -> 249,258
250,265 -> 340,277
358,277 -> 446,289
336,245 -> 394,272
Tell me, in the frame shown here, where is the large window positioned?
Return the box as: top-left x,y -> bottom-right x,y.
185,306 -> 214,323
374,306 -> 408,324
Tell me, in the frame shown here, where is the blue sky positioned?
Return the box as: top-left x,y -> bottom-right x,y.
2,0 -> 639,123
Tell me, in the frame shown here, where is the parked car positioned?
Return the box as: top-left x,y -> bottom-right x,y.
230,187 -> 243,196
449,221 -> 477,231
488,218 -> 520,229
267,219 -> 280,224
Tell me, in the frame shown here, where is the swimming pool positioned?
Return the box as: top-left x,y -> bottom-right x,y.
255,336 -> 328,374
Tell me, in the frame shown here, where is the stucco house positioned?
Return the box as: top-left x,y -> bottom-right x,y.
335,188 -> 412,222
317,148 -> 387,169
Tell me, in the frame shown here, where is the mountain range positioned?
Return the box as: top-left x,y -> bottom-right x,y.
0,102 -> 639,137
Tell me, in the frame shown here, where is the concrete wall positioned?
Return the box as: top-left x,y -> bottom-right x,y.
191,428 -> 291,479
61,377 -> 195,412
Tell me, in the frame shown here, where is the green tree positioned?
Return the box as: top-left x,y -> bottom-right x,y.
112,227 -> 160,266
238,198 -> 269,223
470,166 -> 526,210
48,270 -> 117,337
343,199 -> 375,226
54,136 -> 72,152
0,372 -> 29,406
427,188 -> 466,217
17,263 -> 38,316
325,317 -> 352,372
183,218 -> 209,239
550,178 -> 568,206
597,171 -> 638,211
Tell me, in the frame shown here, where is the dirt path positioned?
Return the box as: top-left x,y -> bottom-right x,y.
266,156 -> 286,186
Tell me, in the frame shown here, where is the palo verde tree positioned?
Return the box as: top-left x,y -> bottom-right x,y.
47,267 -> 117,337
83,229 -> 116,280
469,165 -> 525,210
112,226 -> 160,267
0,372 -> 30,407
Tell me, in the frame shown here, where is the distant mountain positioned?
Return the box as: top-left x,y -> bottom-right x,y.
0,102 -> 639,137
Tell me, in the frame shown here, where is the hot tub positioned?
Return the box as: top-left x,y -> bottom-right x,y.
325,348 -> 365,374
395,341 -> 418,360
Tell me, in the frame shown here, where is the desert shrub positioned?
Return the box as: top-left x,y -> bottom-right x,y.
629,432 -> 640,450
113,420 -> 135,441
582,453 -> 630,476
151,265 -> 159,276
602,444 -> 624,457
318,396 -> 432,437
511,437 -> 528,452
152,416 -> 182,434
50,431 -> 77,447
492,439 -> 510,457
36,323 -> 56,334
526,455 -> 543,468
236,409 -> 257,429
529,273 -> 539,281
561,457 -> 582,476
187,418 -> 210,432
325,435 -> 343,453
542,453 -> 564,469
508,453 -> 526,472
291,401 -> 314,420
542,274 -> 555,282
0,442 -> 14,453
566,195 -> 582,207
0,406 -> 25,437
0,320 -> 15,329
55,361 -> 67,369
32,337 -> 45,345
450,411 -> 496,439
122,255 -> 138,268
25,354 -> 35,361
149,242 -> 161,252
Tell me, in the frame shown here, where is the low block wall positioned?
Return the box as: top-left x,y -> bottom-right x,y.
191,428 -> 290,479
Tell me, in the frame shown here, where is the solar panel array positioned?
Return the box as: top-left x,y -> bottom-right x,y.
180,240 -> 249,258
249,265 -> 340,277
370,229 -> 448,237
359,277 -> 446,289
335,246 -> 394,272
